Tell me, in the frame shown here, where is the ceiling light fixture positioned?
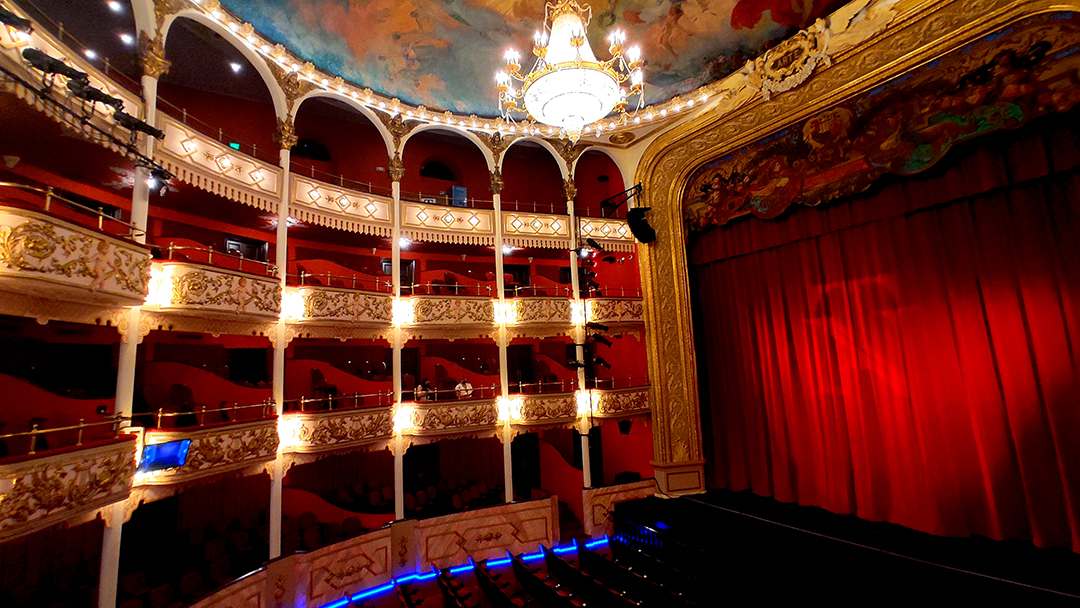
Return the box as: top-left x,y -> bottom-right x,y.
230,62 -> 242,73
119,33 -> 133,45
495,0 -> 643,143
107,1 -> 122,13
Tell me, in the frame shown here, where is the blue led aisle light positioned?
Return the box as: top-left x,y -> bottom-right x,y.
585,535 -> 610,550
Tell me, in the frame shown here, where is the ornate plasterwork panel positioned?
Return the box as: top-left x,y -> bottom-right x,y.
512,393 -> 577,429
280,408 -> 393,455
136,419 -> 278,486
296,286 -> 392,325
592,386 -> 650,419
586,298 -> 644,324
188,569 -> 265,608
290,177 -> 393,236
582,479 -> 658,538
155,114 -> 282,213
411,296 -> 495,326
0,439 -> 136,542
502,213 -> 570,249
401,203 -> 494,246
295,527 -> 392,606
576,218 -> 636,252
409,400 -> 499,440
413,497 -> 558,568
512,297 -> 572,326
147,262 -> 281,319
0,207 -> 151,306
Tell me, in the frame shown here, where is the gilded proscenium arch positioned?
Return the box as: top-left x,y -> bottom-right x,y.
633,0 -> 1080,496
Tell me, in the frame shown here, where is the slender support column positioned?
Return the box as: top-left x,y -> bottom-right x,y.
492,175 -> 514,503
568,194 -> 591,489
269,139 -> 292,560
390,162 -> 405,520
101,66 -> 162,608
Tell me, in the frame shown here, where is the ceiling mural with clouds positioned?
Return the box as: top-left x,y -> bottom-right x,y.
217,0 -> 848,115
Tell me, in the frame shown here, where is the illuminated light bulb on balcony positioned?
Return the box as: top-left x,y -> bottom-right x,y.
84,49 -> 97,60
393,406 -> 415,434
321,78 -> 329,86
261,44 -> 270,53
144,265 -> 175,307
398,236 -> 411,249
633,117 -> 640,124
278,417 -> 303,449
575,390 -> 595,417
497,396 -> 523,422
228,21 -> 239,32
280,290 -> 305,320
119,33 -> 134,46
379,101 -> 386,109
687,99 -> 694,108
211,9 -> 221,19
392,298 -> 415,327
660,108 -> 667,116
247,34 -> 256,44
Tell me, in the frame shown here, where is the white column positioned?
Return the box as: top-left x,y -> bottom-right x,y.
568,196 -> 591,489
391,177 -> 405,520
493,185 -> 513,503
269,145 -> 291,560
100,72 -> 159,608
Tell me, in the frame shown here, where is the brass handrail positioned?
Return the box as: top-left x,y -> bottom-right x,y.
0,181 -> 145,238
135,400 -> 277,429
0,416 -> 129,455
164,243 -> 278,277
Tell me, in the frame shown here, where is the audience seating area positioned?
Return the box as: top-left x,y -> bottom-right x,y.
116,511 -> 270,608
331,537 -> 699,608
321,478 -> 507,522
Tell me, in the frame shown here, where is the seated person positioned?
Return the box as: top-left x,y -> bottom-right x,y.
455,377 -> 474,400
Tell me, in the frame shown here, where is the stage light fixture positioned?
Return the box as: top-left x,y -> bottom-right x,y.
0,7 -> 32,33
591,334 -> 613,347
585,322 -> 609,332
576,246 -> 592,259
582,269 -> 597,278
22,48 -> 88,82
626,206 -> 657,243
567,360 -> 588,369
147,168 -> 171,196
593,356 -> 612,370
67,79 -> 123,110
601,255 -> 616,264
585,238 -> 605,252
113,109 -> 164,139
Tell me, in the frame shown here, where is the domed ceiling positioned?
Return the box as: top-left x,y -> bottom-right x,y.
218,0 -> 848,115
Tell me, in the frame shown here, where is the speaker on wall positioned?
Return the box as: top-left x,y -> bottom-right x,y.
626,206 -> 657,244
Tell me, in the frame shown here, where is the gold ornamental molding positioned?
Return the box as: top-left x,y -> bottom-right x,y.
412,497 -> 558,569
633,0 -> 1080,495
145,261 -> 281,319
135,418 -> 278,486
291,286 -> 393,325
512,393 -> 578,430
279,407 -> 394,455
591,386 -> 650,419
155,114 -> 283,213
407,399 -> 500,443
0,438 -> 136,542
411,296 -> 496,326
586,298 -> 644,325
0,206 -> 151,306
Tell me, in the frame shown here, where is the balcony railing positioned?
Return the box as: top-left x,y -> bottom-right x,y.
145,260 -> 282,319
133,401 -> 276,429
290,272 -> 392,293
161,243 -> 277,277
283,391 -> 395,412
0,416 -> 127,458
135,418 -> 279,486
0,182 -> 144,239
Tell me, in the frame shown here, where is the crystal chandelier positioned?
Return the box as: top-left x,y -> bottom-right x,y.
495,0 -> 644,143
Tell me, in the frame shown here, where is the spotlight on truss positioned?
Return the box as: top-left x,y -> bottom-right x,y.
22,48 -> 88,82
67,79 -> 123,110
112,109 -> 164,139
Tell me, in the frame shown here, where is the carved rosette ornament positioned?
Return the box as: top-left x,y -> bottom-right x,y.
388,152 -> 405,182
138,31 -> 171,79
275,117 -> 298,150
489,169 -> 504,194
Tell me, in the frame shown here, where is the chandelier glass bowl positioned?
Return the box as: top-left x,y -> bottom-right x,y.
496,0 -> 643,142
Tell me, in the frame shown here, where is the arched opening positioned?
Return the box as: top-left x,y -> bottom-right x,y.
292,96 -> 391,193
575,150 -> 626,218
502,139 -> 565,215
291,139 -> 332,163
401,128 -> 489,208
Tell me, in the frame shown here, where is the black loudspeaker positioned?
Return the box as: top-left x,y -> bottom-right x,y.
626,207 -> 656,243
618,419 -> 633,435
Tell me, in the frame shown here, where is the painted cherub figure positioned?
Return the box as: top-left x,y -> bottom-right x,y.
88,240 -> 114,292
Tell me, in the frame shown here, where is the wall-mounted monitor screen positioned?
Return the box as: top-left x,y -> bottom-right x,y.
140,439 -> 192,472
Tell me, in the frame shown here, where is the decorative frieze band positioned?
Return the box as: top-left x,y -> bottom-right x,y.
145,261 -> 281,319
279,407 -> 394,455
136,419 -> 279,486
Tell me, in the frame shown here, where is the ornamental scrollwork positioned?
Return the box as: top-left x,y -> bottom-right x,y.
138,31 -> 171,79
593,387 -> 650,417
0,215 -> 150,298
0,441 -> 136,539
295,410 -> 394,449
180,424 -> 279,472
412,297 -> 494,325
587,299 -> 643,323
169,267 -> 281,315
515,298 -> 571,324
518,394 -> 577,422
302,289 -> 393,323
747,19 -> 830,101
412,402 -> 498,432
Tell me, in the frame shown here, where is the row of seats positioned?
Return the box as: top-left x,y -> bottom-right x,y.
337,537 -> 699,608
281,510 -> 372,555
325,478 -> 505,519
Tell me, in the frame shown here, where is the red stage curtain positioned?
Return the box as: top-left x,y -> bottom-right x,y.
691,115 -> 1080,552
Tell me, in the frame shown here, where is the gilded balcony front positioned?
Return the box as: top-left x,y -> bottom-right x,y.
135,419 -> 278,486
279,407 -> 394,455
0,205 -> 151,310
144,261 -> 281,320
0,438 -> 136,542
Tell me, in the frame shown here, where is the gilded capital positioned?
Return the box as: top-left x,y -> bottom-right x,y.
376,112 -> 417,151
563,178 -> 577,201
489,168 -> 504,194
388,152 -> 405,182
274,117 -> 298,150
138,31 -> 170,79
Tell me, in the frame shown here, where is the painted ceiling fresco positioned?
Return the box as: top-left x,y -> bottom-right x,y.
218,0 -> 848,115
